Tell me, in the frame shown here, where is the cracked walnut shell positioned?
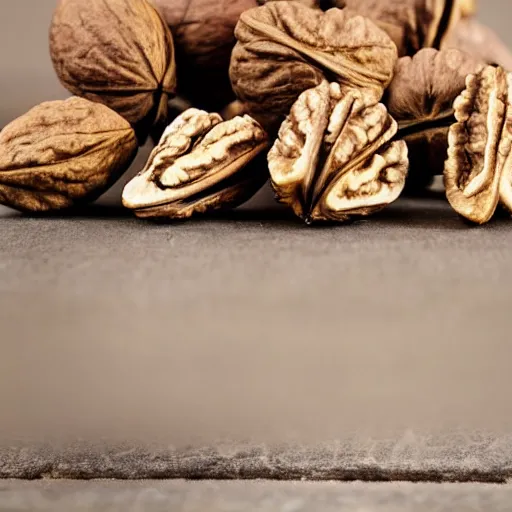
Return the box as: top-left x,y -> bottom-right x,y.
122,109 -> 269,219
268,81 -> 408,223
445,66 -> 512,224
0,97 -> 138,212
386,48 -> 483,188
229,1 -> 397,133
50,0 -> 176,140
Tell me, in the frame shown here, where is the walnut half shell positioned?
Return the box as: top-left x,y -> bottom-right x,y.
268,81 -> 408,223
122,109 -> 269,219
444,66 -> 512,224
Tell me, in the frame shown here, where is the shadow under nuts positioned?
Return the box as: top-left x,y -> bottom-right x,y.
229,1 -> 398,133
268,81 -> 408,223
445,66 -> 512,225
122,109 -> 269,219
0,97 -> 138,213
50,0 -> 176,141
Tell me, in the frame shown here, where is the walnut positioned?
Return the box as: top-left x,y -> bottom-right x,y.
268,81 -> 408,223
151,0 -> 257,112
50,0 -> 176,141
0,98 -> 138,213
229,1 -> 397,133
385,48 -> 483,190
333,0 -> 473,57
444,66 -> 512,224
122,109 -> 269,219
444,18 -> 512,71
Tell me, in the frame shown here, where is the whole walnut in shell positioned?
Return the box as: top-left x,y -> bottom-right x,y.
50,0 -> 176,141
385,48 -> 483,190
0,98 -> 138,212
230,1 -> 398,133
151,0 -> 257,111
331,0 -> 475,57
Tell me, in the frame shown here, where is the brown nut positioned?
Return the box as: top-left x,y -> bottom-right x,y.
335,0 -> 472,57
443,18 -> 512,71
268,81 -> 408,223
444,66 -> 512,224
151,0 -> 256,112
50,0 -> 176,141
122,109 -> 269,219
229,1 -> 397,133
386,48 -> 483,189
0,97 -> 138,213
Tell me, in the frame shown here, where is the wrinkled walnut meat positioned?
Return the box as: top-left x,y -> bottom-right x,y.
122,109 -> 269,219
445,66 -> 512,224
229,1 -> 397,132
444,18 -> 512,71
50,0 -> 176,141
386,48 -> 483,188
329,0 -> 473,57
268,81 -> 408,223
151,0 -> 257,112
0,97 -> 138,212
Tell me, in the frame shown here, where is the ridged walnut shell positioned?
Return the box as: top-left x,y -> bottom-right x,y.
0,97 -> 138,212
50,0 -> 176,140
386,48 -> 483,188
123,109 -> 269,219
229,1 -> 398,133
268,81 -> 408,223
444,66 -> 512,224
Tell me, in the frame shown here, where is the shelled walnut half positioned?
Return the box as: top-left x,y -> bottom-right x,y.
268,81 -> 408,223
445,66 -> 512,224
122,109 -> 269,219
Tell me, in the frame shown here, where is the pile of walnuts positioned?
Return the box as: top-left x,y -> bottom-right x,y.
0,0 -> 511,225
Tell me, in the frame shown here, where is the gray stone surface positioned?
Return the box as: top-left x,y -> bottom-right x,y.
2,481 -> 512,512
2,0 -> 512,484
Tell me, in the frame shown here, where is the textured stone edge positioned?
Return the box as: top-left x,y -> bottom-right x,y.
2,431 -> 512,482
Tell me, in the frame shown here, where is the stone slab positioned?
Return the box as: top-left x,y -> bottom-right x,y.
2,481 -> 512,512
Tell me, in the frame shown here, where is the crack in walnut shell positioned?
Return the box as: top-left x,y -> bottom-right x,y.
50,0 -> 176,142
0,97 -> 138,212
122,109 -> 269,219
229,1 -> 397,133
444,66 -> 512,224
268,81 -> 408,223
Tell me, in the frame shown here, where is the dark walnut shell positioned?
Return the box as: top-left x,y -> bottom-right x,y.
229,1 -> 398,133
122,109 -> 269,219
385,48 -> 483,190
50,0 -> 176,141
444,18 -> 512,71
268,81 -> 408,223
0,97 -> 138,213
151,0 -> 257,112
445,66 -> 512,224
333,0 -> 474,57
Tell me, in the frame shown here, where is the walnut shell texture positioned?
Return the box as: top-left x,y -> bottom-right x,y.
229,1 -> 398,133
386,48 -> 483,182
122,109 -> 269,219
268,81 -> 408,223
50,0 -> 176,139
336,0 -> 469,57
151,0 -> 257,111
444,66 -> 512,224
0,97 -> 138,212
